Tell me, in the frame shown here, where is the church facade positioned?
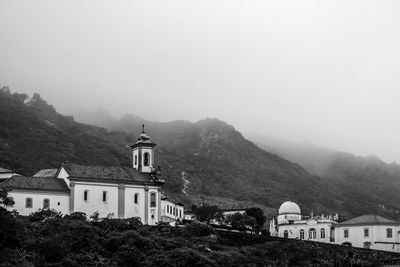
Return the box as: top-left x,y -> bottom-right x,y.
1,127 -> 166,225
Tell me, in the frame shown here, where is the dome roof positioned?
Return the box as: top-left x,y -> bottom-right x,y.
278,201 -> 301,215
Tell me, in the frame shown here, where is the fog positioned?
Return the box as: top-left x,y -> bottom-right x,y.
1,0 -> 400,163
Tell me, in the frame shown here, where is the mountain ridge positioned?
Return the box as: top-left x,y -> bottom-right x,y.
2,87 -> 400,219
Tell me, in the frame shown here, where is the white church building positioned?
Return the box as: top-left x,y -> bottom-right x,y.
1,127 -> 167,225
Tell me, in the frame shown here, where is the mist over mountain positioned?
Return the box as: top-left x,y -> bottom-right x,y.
2,87 -> 400,219
251,135 -> 400,218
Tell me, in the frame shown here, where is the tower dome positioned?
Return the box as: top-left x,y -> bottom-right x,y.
277,201 -> 302,224
278,201 -> 301,215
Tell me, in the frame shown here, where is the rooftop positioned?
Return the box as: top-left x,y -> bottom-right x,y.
33,168 -> 58,177
161,193 -> 183,206
339,214 -> 399,226
0,176 -> 69,192
62,164 -> 164,184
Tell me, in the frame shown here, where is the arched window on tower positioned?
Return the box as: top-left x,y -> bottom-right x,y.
134,193 -> 139,204
134,155 -> 137,166
143,152 -> 150,167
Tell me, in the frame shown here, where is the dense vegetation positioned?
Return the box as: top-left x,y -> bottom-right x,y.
257,137 -> 400,218
2,86 -> 400,219
1,204 -> 399,266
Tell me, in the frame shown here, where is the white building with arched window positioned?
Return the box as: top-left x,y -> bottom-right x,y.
270,201 -> 337,243
1,127 -> 168,225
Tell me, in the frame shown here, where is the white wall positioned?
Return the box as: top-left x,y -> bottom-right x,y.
56,167 -> 70,188
0,172 -> 20,179
125,186 -> 146,220
335,225 -> 400,253
277,213 -> 302,224
278,221 -> 334,243
7,190 -> 70,216
73,182 -> 118,218
161,199 -> 184,222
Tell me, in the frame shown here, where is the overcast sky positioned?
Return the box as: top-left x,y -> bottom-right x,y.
1,0 -> 400,163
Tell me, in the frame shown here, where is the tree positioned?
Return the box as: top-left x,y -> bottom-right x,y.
0,189 -> 19,249
0,188 -> 15,207
193,205 -> 220,222
229,213 -> 257,232
245,207 -> 266,230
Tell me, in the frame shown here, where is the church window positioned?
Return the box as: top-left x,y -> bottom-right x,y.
134,193 -> 139,204
57,202 -> 60,206
144,152 -> 150,167
179,210 -> 182,218
26,198 -> 32,208
43,199 -> 50,209
103,191 -> 107,202
167,205 -> 169,213
321,228 -> 326,238
84,190 -> 89,201
134,155 -> 137,166
150,192 -> 156,207
283,230 -> 289,238
364,228 -> 369,237
344,229 -> 349,238
387,228 -> 393,238
309,228 -> 316,239
300,229 -> 305,240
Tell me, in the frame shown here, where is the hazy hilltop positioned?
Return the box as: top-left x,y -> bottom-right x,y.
2,87 -> 400,219
251,135 -> 400,218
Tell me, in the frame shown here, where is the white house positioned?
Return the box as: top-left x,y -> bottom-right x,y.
160,194 -> 184,224
1,126 -> 168,225
269,201 -> 336,243
335,214 -> 400,253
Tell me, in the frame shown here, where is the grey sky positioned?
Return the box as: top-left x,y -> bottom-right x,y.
1,0 -> 400,162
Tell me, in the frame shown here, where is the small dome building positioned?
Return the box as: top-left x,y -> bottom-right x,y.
277,201 -> 302,224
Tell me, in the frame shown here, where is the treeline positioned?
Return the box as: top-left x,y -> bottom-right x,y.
1,191 -> 400,266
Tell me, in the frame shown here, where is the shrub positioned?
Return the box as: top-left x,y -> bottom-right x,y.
64,212 -> 87,221
184,222 -> 214,237
29,209 -> 62,222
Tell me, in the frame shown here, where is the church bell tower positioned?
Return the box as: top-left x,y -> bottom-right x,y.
130,125 -> 156,173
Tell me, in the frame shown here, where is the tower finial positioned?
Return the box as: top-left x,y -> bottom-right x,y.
142,124 -> 145,133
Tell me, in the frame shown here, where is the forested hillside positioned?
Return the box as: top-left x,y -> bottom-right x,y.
2,87 -> 400,218
253,136 -> 400,218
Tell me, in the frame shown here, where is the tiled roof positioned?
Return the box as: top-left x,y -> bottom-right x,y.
62,164 -> 164,184
33,169 -> 58,177
161,193 -> 183,206
339,215 -> 399,226
0,176 -> 69,192
0,167 -> 13,173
